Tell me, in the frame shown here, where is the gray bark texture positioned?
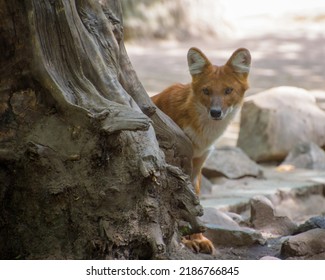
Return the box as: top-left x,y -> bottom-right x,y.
0,0 -> 202,259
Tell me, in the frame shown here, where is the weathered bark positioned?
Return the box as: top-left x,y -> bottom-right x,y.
0,0 -> 203,259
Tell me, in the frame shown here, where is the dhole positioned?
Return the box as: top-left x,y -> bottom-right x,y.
151,47 -> 251,254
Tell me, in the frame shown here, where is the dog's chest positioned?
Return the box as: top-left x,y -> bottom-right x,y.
183,107 -> 238,158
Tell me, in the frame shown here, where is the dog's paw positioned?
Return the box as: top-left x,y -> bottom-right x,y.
182,233 -> 216,255
181,237 -> 200,253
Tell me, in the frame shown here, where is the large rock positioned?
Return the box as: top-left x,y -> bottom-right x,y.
237,87 -> 325,162
202,146 -> 263,179
280,142 -> 325,170
310,90 -> 325,111
250,195 -> 297,236
281,228 -> 325,258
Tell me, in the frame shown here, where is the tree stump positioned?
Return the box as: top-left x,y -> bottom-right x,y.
0,0 -> 203,259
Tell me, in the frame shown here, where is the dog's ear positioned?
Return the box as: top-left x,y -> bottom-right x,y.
187,47 -> 212,75
227,48 -> 251,75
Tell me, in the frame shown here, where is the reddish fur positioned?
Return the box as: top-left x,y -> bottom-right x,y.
182,233 -> 216,255
152,47 -> 251,254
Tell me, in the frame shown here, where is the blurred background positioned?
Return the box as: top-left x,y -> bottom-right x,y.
123,0 -> 325,146
123,0 -> 325,95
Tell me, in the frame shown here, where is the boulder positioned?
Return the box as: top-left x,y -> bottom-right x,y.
202,146 -> 262,179
281,228 -> 325,258
250,195 -> 297,236
280,142 -> 325,170
237,87 -> 325,162
310,90 -> 325,111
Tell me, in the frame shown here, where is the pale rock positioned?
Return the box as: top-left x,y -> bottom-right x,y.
226,211 -> 246,225
281,228 -> 325,258
309,90 -> 325,111
280,142 -> 325,170
200,207 -> 240,230
205,224 -> 265,247
259,256 -> 281,260
200,207 -> 265,246
237,87 -> 325,162
202,146 -> 262,179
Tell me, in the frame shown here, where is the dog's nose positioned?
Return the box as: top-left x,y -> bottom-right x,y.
210,108 -> 222,119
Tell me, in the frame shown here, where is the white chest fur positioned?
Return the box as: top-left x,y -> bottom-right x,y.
183,104 -> 239,158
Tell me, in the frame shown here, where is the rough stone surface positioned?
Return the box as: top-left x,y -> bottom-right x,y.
202,146 -> 263,179
273,191 -> 325,224
250,195 -> 297,236
205,224 -> 265,247
237,87 -> 325,162
281,228 -> 325,258
200,207 -> 240,230
280,142 -> 325,170
304,252 -> 325,260
294,216 -> 325,234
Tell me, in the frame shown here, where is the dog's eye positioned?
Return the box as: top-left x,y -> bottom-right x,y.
202,88 -> 210,96
224,87 -> 233,95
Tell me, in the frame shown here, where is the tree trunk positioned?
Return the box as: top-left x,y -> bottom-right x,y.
0,0 -> 203,259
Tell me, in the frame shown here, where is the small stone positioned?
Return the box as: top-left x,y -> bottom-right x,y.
250,195 -> 275,232
200,207 -> 240,230
205,224 -> 265,247
250,195 -> 297,236
202,146 -> 262,179
280,142 -> 325,170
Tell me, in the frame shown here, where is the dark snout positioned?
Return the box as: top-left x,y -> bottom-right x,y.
210,108 -> 223,120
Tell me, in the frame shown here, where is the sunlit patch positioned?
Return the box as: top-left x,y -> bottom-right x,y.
276,164 -> 295,172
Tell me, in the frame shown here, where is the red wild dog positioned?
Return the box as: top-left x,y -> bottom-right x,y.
151,47 -> 251,254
